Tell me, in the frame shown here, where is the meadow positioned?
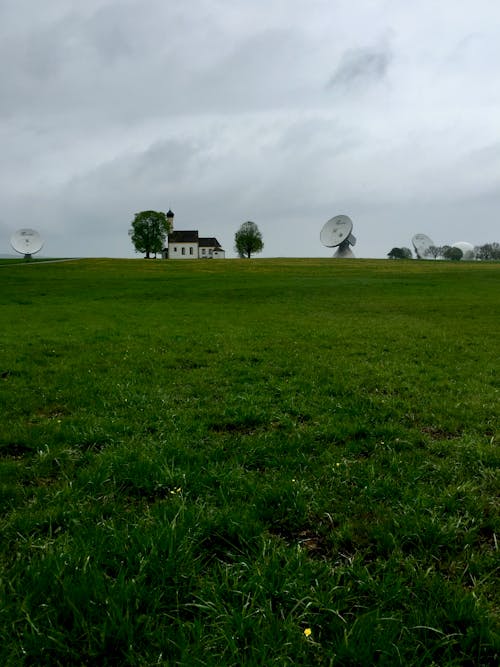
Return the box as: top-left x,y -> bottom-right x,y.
0,257 -> 498,666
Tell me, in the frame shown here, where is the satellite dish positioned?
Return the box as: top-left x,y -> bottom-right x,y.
412,233 -> 435,259
10,229 -> 44,259
320,215 -> 356,258
452,241 -> 475,260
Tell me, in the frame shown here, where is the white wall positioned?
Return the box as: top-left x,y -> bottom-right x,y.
198,246 -> 225,258
169,243 -> 198,259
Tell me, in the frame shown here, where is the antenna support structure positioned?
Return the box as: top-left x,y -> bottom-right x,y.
320,215 -> 356,258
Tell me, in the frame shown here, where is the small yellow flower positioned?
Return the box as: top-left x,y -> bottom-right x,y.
303,628 -> 312,637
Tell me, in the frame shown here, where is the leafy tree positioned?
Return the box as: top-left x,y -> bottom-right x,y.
235,221 -> 264,258
443,246 -> 463,261
388,247 -> 412,259
129,211 -> 172,259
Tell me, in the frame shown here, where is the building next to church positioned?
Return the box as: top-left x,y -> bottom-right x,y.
162,210 -> 225,259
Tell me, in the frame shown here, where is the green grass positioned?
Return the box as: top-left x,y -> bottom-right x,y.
0,258 -> 70,266
0,258 -> 498,666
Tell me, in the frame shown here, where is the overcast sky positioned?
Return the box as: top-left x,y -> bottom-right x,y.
1,0 -> 499,258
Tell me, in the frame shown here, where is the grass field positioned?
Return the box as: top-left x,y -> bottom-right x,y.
1,258 -> 499,666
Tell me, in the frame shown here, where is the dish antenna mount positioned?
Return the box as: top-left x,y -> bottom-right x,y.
320,214 -> 356,258
10,229 -> 44,259
412,233 -> 435,259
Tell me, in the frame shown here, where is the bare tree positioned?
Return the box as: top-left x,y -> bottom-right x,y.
427,245 -> 441,259
474,242 -> 500,260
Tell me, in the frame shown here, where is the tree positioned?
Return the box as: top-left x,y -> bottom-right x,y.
474,242 -> 500,260
129,211 -> 172,259
387,247 -> 412,259
234,221 -> 264,258
443,246 -> 463,261
427,245 -> 441,259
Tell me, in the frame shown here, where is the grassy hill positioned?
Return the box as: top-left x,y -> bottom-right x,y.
1,258 -> 499,665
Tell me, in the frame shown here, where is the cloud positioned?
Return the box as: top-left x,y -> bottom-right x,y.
328,45 -> 392,92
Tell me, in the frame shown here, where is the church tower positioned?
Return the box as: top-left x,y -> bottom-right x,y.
167,209 -> 174,231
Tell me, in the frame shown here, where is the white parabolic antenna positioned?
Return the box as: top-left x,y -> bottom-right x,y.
320,214 -> 356,258
10,229 -> 44,258
412,233 -> 435,259
452,241 -> 475,260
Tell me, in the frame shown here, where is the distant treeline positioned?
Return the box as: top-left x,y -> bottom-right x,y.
388,242 -> 500,260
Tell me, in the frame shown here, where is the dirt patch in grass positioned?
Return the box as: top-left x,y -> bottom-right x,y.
270,525 -> 331,559
421,426 -> 461,440
0,442 -> 34,458
210,418 -> 265,435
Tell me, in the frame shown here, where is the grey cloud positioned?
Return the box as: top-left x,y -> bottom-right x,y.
83,3 -> 140,64
62,137 -> 203,211
276,117 -> 361,159
463,141 -> 500,167
183,28 -> 313,114
0,3 -> 319,126
0,3 -> 178,122
328,46 -> 392,91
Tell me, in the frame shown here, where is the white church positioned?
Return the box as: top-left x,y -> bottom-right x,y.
162,210 -> 225,259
